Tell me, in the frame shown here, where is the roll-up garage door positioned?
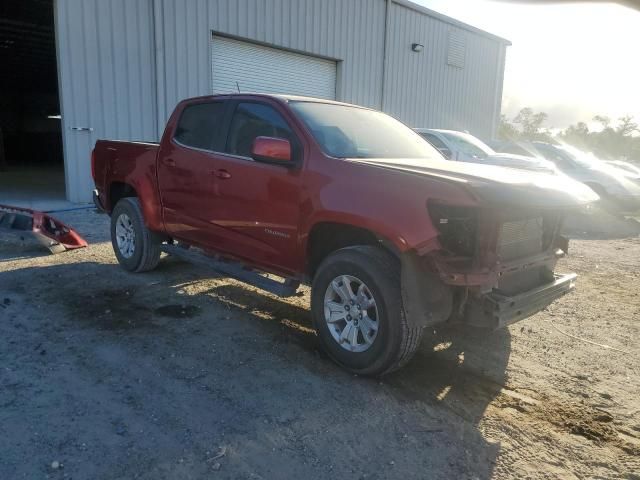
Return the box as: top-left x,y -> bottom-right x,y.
211,35 -> 336,100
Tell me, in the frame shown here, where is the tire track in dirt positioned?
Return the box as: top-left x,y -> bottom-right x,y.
485,386 -> 640,478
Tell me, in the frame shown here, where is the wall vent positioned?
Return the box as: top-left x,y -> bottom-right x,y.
447,30 -> 466,68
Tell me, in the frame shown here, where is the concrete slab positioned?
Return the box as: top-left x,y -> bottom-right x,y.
0,166 -> 84,211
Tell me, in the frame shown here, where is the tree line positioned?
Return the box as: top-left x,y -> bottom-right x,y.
498,108 -> 640,162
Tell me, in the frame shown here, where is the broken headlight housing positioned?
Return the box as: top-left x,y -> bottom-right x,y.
428,202 -> 478,257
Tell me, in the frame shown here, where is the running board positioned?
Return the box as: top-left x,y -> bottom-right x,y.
161,243 -> 300,298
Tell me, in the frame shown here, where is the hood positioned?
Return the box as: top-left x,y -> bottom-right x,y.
348,157 -> 599,209
609,167 -> 640,181
606,161 -> 640,178
486,153 -> 557,173
598,164 -> 640,182
582,163 -> 640,194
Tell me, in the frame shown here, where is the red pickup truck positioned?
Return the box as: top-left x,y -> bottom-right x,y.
92,94 -> 597,375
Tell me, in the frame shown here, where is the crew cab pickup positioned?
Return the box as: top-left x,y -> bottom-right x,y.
92,94 -> 598,375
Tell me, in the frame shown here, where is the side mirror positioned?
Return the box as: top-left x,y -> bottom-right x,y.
251,136 -> 292,164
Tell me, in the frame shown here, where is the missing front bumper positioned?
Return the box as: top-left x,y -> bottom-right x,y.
463,272 -> 577,329
0,204 -> 88,254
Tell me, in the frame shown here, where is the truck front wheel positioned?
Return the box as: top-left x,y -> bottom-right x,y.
110,197 -> 161,272
311,246 -> 423,376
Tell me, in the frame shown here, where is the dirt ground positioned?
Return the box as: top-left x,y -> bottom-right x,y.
1,209 -> 639,479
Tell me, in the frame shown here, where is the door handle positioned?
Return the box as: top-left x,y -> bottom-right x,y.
215,169 -> 232,180
162,158 -> 176,167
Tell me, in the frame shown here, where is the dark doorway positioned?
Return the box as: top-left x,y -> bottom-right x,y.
0,0 -> 65,205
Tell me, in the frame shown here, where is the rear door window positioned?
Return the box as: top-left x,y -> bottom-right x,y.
225,103 -> 295,158
440,133 -> 491,159
420,133 -> 452,159
535,145 -> 575,170
174,102 -> 226,151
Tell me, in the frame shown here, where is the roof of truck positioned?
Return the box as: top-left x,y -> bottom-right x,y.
181,93 -> 374,110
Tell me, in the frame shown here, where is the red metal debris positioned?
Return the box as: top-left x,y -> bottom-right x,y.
0,204 -> 88,254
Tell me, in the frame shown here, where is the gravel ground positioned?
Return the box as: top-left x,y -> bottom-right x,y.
1,209 -> 639,479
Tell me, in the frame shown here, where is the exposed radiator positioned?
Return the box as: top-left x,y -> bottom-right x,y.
497,217 -> 544,261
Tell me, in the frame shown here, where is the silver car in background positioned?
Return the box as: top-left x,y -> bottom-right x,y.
605,160 -> 640,181
530,142 -> 640,213
415,128 -> 558,173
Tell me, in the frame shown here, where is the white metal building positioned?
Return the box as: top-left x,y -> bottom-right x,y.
0,0 -> 510,203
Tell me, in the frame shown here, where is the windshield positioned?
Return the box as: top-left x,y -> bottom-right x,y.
289,101 -> 443,159
438,131 -> 496,159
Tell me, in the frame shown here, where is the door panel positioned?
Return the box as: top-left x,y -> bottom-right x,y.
157,141 -> 218,245
208,155 -> 302,273
157,100 -> 230,246
207,101 -> 304,273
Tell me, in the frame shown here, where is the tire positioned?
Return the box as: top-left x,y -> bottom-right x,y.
311,245 -> 423,376
110,197 -> 161,272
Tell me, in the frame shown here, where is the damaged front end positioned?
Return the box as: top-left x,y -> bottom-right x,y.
402,202 -> 577,330
0,204 -> 88,254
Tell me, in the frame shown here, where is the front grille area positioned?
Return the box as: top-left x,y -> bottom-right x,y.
497,217 -> 544,261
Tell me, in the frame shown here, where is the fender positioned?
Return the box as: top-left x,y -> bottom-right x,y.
301,210 -> 415,255
300,156 -> 480,263
102,142 -> 164,232
400,251 -> 453,328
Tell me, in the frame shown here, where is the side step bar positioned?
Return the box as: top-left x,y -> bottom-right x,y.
161,243 -> 300,298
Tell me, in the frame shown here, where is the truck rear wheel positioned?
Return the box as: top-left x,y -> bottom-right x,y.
311,245 -> 423,376
110,197 -> 161,272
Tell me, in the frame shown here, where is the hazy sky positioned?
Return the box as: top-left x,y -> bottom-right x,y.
414,0 -> 640,130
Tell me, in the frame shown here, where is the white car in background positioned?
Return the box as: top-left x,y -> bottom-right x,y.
531,142 -> 640,213
605,160 -> 640,180
414,128 -> 558,173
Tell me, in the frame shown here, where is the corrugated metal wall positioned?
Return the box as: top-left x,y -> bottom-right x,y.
55,0 -> 157,202
384,1 -> 506,139
153,0 -> 387,128
55,0 -> 507,202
